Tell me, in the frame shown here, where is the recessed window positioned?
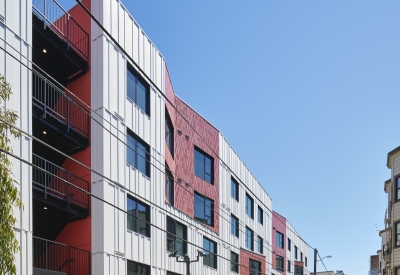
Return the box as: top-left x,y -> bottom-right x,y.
300,252 -> 303,262
127,196 -> 150,237
194,192 -> 214,226
165,165 -> 174,206
231,214 -> 239,237
396,223 -> 400,246
305,257 -> 308,267
276,231 -> 284,249
288,238 -> 291,251
246,227 -> 254,251
398,177 -> 400,201
127,260 -> 150,275
194,147 -> 214,184
167,216 -> 187,256
249,259 -> 261,275
231,177 -> 239,201
127,64 -> 150,115
127,129 -> 150,177
203,237 -> 217,269
295,265 -> 303,275
245,193 -> 254,219
231,251 -> 239,273
294,246 -> 298,259
287,260 -> 291,273
276,255 -> 284,272
258,236 -> 263,254
165,109 -> 174,158
258,206 -> 263,225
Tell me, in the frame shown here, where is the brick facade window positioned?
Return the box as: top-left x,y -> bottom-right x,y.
249,259 -> 261,275
194,192 -> 214,226
194,147 -> 214,184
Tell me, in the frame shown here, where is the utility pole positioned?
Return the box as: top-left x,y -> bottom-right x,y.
170,250 -> 205,275
314,248 -> 318,275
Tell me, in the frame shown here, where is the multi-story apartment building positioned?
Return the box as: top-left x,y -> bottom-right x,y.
0,0 -> 310,274
378,147 -> 400,275
271,212 -> 310,275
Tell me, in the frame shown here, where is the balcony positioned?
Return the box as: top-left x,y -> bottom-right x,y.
33,236 -> 90,275
32,69 -> 89,157
385,208 -> 392,225
32,0 -> 89,84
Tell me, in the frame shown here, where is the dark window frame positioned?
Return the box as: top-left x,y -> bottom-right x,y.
288,238 -> 291,251
249,259 -> 261,275
203,237 -> 217,269
246,226 -> 254,251
276,231 -> 284,249
231,251 -> 239,273
246,193 -> 254,219
301,252 -> 303,262
258,206 -> 263,225
127,63 -> 150,116
194,147 -> 214,184
295,265 -> 303,275
276,255 -> 284,272
294,246 -> 298,259
305,257 -> 308,267
396,222 -> 400,246
194,192 -> 214,227
165,109 -> 174,158
127,195 -> 150,238
258,236 -> 263,254
397,177 -> 400,201
231,214 -> 239,238
167,216 -> 187,256
127,128 -> 150,177
165,165 -> 174,206
287,260 -> 291,273
231,177 -> 239,201
127,260 -> 150,275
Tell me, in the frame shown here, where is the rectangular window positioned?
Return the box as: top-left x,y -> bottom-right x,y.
258,206 -> 263,225
396,222 -> 400,246
300,252 -> 303,262
276,231 -> 284,249
305,257 -> 308,267
127,64 -> 150,115
249,259 -> 261,275
231,177 -> 239,201
231,251 -> 239,273
231,214 -> 239,237
127,129 -> 150,177
294,246 -> 298,259
127,260 -> 150,275
165,165 -> 174,206
165,110 -> 174,158
167,217 -> 187,256
287,260 -> 291,273
288,238 -> 291,251
194,192 -> 214,226
295,265 -> 303,275
276,255 -> 284,272
397,177 -> 400,201
258,236 -> 263,254
203,237 -> 217,269
246,193 -> 254,219
194,147 -> 214,184
246,227 -> 254,251
127,196 -> 150,237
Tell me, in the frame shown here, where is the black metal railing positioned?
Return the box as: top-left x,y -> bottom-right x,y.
33,236 -> 90,275
32,154 -> 90,209
32,69 -> 89,139
32,0 -> 89,60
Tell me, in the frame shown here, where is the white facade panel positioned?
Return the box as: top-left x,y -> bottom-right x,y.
286,221 -> 310,275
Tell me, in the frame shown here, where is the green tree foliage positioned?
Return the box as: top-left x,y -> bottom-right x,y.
0,74 -> 22,275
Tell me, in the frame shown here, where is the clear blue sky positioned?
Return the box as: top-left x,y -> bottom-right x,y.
64,0 -> 400,273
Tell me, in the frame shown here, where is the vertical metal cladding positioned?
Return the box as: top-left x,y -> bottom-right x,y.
0,0 -> 33,274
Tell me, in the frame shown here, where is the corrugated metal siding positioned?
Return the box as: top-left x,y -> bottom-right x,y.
0,1 -> 32,274
394,156 -> 400,177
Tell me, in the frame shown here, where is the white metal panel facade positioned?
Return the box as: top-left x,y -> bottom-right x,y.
0,0 -> 32,274
219,133 -> 273,273
286,221 -> 310,275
